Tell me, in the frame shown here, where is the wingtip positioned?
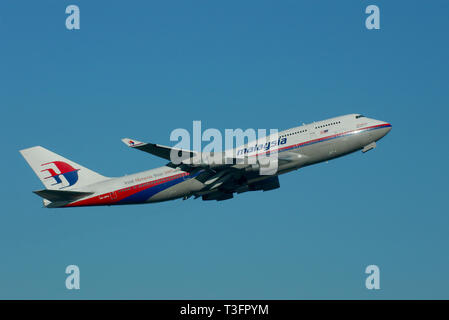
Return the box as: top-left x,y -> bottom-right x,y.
121,138 -> 144,147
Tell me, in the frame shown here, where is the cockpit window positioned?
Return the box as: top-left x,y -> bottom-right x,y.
355,115 -> 365,119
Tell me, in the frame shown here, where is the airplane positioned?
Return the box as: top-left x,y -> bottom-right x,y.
19,114 -> 391,208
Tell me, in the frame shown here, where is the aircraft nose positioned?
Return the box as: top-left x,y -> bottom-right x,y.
379,120 -> 392,137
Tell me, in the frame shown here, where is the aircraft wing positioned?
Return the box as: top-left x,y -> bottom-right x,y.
122,138 -> 196,161
188,151 -> 307,201
122,137 -> 241,169
122,137 -> 301,167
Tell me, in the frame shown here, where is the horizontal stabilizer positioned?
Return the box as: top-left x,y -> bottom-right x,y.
33,189 -> 94,202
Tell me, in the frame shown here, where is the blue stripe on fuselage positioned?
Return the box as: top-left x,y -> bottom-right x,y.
117,171 -> 202,204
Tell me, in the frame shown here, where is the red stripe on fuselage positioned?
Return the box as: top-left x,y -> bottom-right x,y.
65,172 -> 190,207
250,123 -> 391,157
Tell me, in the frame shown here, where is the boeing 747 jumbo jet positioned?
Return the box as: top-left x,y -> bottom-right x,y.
20,114 -> 391,208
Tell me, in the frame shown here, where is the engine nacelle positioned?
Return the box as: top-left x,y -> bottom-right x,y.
249,176 -> 280,192
202,192 -> 234,201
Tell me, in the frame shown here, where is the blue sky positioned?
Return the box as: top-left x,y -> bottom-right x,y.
0,0 -> 448,299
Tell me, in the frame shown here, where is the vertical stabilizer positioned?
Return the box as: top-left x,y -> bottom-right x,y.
19,146 -> 108,190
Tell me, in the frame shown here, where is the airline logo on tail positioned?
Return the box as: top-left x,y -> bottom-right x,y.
40,161 -> 79,188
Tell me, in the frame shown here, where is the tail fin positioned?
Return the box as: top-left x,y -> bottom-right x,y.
19,146 -> 108,190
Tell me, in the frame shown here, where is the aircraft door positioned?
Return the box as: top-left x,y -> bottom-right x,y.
308,124 -> 317,141
109,191 -> 117,200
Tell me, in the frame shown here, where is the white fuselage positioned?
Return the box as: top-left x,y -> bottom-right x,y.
59,114 -> 391,207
